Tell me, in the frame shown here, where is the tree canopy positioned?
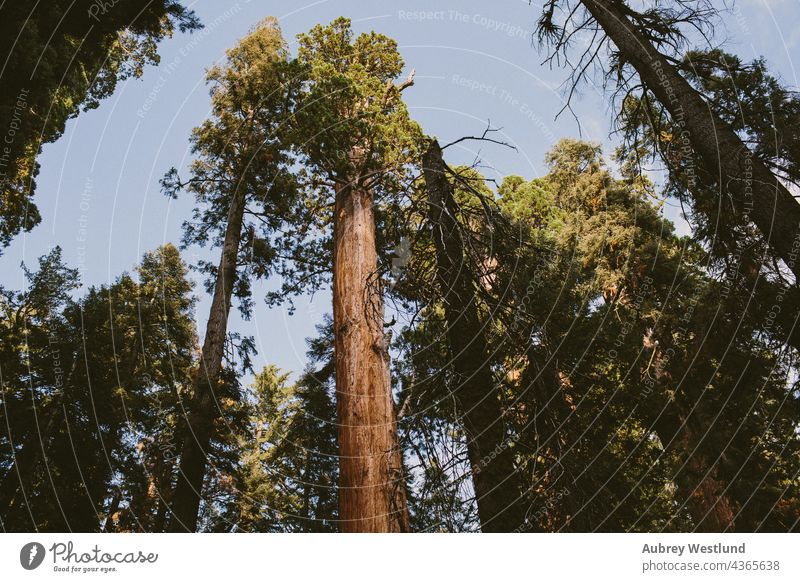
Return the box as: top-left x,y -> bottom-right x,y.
2,7 -> 799,534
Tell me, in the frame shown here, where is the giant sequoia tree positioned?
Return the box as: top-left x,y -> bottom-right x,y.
4,9 -> 800,535
287,18 -> 420,532
161,16 -> 419,533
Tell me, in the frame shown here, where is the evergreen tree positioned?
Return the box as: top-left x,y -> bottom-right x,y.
276,18 -> 421,531
497,140 -> 800,532
0,1 -> 199,251
535,0 -> 800,280
420,140 -> 527,531
233,324 -> 338,532
162,17 -> 298,532
0,245 -> 197,532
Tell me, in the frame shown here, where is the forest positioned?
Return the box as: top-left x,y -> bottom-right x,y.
1,1 -> 799,533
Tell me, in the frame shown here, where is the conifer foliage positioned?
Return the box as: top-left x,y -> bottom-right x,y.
2,6 -> 800,533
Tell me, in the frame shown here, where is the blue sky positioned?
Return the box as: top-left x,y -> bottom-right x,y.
1,0 -> 797,379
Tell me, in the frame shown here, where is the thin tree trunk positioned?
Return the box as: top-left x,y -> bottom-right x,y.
581,0 -> 800,279
167,184 -> 247,532
423,140 -> 526,532
332,178 -> 409,533
102,491 -> 122,532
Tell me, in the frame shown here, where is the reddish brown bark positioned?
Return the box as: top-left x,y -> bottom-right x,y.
685,452 -> 736,532
333,179 -> 409,533
654,413 -> 736,532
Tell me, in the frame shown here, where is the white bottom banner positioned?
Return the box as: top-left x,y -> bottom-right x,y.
1,534 -> 798,581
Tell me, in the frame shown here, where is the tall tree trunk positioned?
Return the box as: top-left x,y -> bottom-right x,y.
423,140 -> 526,532
580,0 -> 800,279
332,178 -> 409,533
167,185 -> 247,532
